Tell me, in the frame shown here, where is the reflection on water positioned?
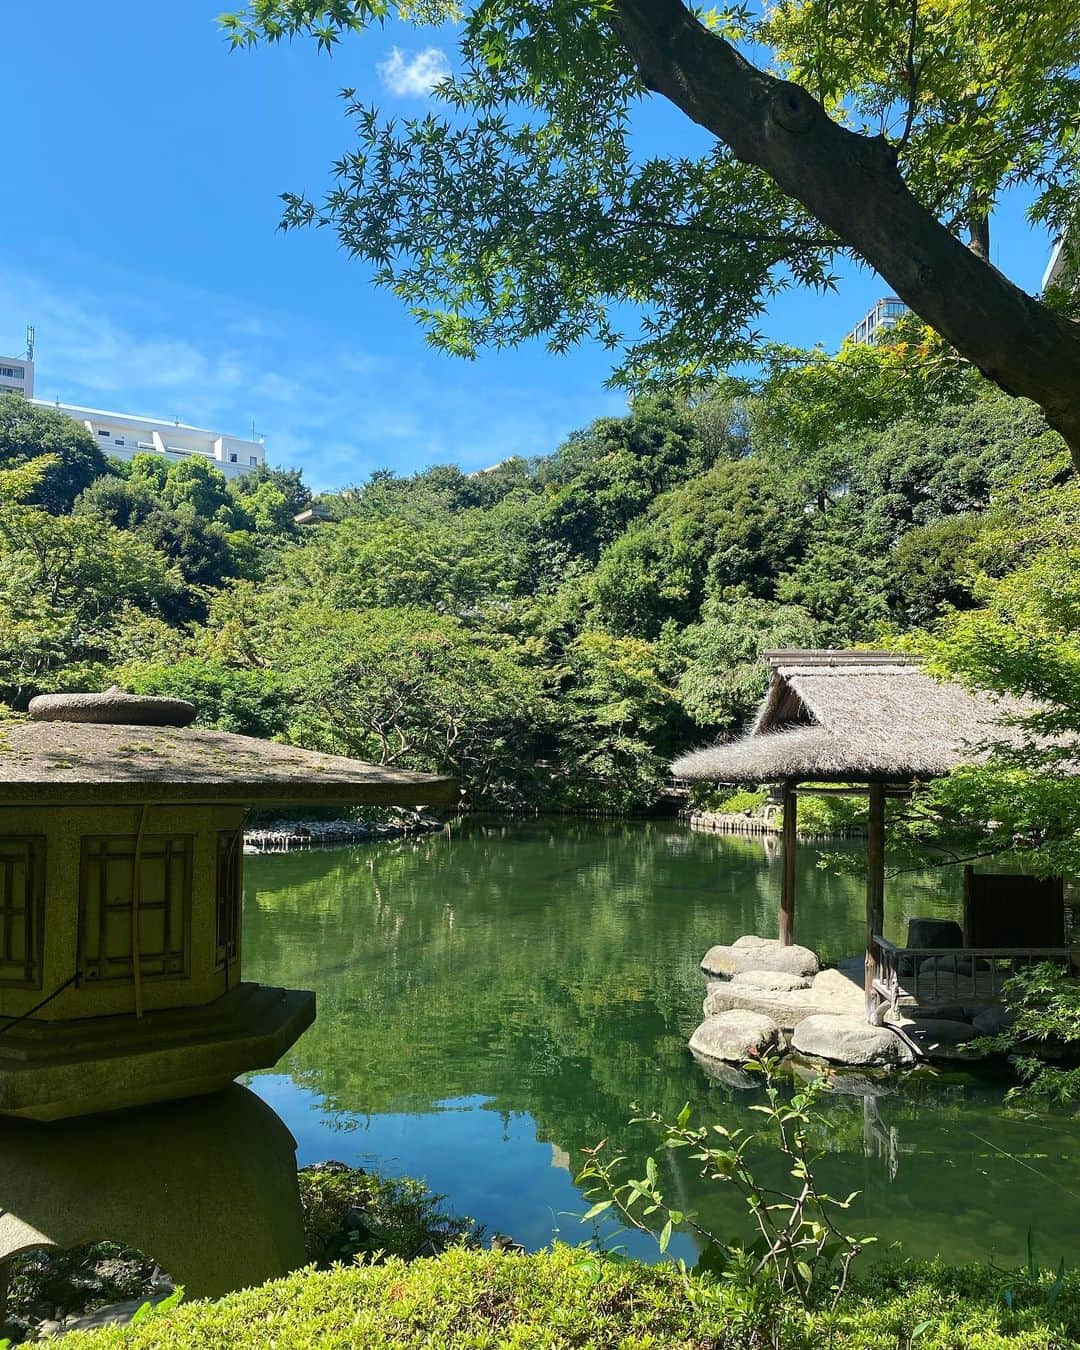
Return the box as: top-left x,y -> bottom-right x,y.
242,816 -> 1080,1267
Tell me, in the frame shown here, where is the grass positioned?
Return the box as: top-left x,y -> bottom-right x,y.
59,1245 -> 1080,1349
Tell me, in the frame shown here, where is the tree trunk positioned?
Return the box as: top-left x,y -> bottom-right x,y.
610,0 -> 1080,466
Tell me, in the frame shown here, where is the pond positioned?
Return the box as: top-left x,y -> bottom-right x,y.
242,816 -> 1080,1270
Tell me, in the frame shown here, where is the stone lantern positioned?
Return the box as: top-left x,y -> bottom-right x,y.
0,691 -> 456,1121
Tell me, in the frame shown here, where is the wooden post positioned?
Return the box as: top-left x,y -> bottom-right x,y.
865,781 -> 886,1019
780,782 -> 797,946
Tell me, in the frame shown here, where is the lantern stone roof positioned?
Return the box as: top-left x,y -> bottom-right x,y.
671,650 -> 1033,786
0,693 -> 457,806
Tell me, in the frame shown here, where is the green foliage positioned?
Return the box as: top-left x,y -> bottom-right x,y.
0,336 -> 1067,812
887,514 -> 984,628
59,1242 -> 1080,1349
0,486 -> 183,707
794,793 -> 868,836
121,659 -> 291,738
215,0 -> 1078,418
678,594 -> 825,729
707,786 -> 769,815
199,594 -> 545,806
550,628 -> 688,811
978,964 -> 1080,1109
588,458 -> 806,638
763,0 -> 1080,245
750,324 -> 981,501
298,1163 -> 482,1266
0,396 -> 108,513
901,472 -> 1080,878
579,1060 -> 872,1310
537,394 -> 712,564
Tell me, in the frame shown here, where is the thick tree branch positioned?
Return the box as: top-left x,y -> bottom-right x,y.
609,0 -> 1080,465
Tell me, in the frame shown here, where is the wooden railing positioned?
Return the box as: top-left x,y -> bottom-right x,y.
870,936 -> 1073,1021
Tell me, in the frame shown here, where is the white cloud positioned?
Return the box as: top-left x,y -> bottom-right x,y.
0,263 -> 620,493
377,46 -> 450,98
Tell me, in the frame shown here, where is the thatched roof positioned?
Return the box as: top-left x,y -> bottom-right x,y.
0,720 -> 458,807
672,650 -> 1029,785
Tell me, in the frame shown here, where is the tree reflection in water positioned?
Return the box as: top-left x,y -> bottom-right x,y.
241,817 -> 1079,1266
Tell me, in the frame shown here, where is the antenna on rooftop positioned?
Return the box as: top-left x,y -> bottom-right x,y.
24,325 -> 35,362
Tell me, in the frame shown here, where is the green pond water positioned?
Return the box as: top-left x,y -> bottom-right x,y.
242,816 -> 1080,1269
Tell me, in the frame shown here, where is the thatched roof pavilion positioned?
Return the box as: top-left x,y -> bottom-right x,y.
672,650 -> 1025,786
671,650 -> 1055,1023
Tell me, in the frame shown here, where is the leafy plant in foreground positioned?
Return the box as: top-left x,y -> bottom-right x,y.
578,1057 -> 873,1311
978,963 -> 1080,1108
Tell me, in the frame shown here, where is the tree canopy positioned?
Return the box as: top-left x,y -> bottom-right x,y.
1,345 -> 1073,818
220,0 -> 1080,460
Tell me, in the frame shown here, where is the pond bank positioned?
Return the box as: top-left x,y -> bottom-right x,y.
244,813 -> 443,853
683,808 -> 868,839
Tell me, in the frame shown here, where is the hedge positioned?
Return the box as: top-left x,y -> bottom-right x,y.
63,1244 -> 1080,1349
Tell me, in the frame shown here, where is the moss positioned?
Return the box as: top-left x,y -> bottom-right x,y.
61,1248 -> 1080,1350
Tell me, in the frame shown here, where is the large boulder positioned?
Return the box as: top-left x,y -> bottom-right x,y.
689,1011 -> 780,1063
729,970 -> 811,992
702,972 -> 863,1029
906,917 -> 964,950
701,942 -> 820,979
793,1015 -> 916,1067
810,968 -> 863,1002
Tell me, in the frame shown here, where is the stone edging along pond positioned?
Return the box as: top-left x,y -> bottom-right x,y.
244,813 -> 444,853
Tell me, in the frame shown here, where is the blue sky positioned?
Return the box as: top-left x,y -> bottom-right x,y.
0,4 -> 1054,491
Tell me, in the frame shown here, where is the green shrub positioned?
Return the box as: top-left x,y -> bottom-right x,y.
705,786 -> 769,815
794,791 -> 868,836
297,1162 -> 481,1265
61,1247 -> 1080,1350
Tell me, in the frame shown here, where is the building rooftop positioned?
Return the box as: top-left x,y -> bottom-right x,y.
29,399 -> 263,445
671,650 -> 1034,785
0,693 -> 457,806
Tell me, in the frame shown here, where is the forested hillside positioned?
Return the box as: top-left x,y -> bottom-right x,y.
1,322 -> 1071,812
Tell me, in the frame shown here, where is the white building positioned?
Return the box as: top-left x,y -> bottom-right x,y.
0,354 -> 34,399
28,399 -> 266,481
1043,234 -> 1077,295
846,296 -> 908,346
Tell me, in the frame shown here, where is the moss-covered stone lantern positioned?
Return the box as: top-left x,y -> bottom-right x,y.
0,691 -> 456,1121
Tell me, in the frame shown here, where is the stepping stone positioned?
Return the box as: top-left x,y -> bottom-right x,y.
793,1014 -> 916,1067
702,979 -> 861,1029
701,942 -> 820,979
730,970 -> 811,992
810,968 -> 863,1003
732,935 -> 777,949
689,1010 -> 781,1063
